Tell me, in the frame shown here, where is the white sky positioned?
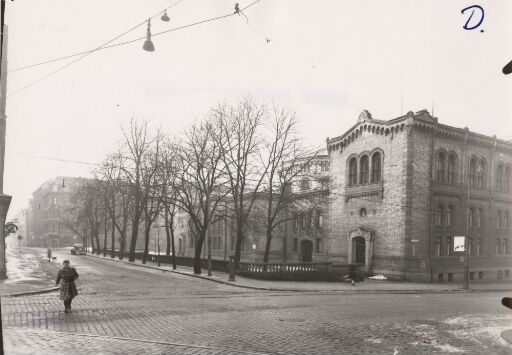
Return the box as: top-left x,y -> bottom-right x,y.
4,0 -> 512,218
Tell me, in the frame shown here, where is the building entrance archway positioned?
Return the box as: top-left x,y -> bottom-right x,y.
348,227 -> 374,273
300,240 -> 313,262
353,236 -> 365,264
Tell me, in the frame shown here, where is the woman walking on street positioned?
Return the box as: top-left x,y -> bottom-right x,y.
55,260 -> 79,313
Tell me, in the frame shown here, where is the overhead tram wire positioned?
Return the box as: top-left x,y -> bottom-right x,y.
9,0 -> 185,73
7,0 -> 189,97
7,0 -> 264,97
19,154 -> 100,166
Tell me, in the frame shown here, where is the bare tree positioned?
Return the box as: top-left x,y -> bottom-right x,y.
99,152 -> 133,259
173,118 -> 229,274
141,132 -> 164,264
259,107 -> 323,262
120,119 -> 157,262
212,99 -> 268,265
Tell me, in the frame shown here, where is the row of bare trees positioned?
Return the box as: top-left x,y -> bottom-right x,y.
64,98 -> 322,274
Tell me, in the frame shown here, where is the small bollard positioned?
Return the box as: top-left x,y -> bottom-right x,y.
228,256 -> 236,281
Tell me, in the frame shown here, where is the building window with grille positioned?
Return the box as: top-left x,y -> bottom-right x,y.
436,152 -> 446,182
469,158 -> 476,187
447,154 -> 456,183
434,205 -> 443,226
446,206 -> 452,226
445,237 -> 452,256
371,152 -> 382,182
349,158 -> 358,186
300,178 -> 311,191
315,238 -> 322,253
477,160 -> 486,188
505,166 -> 510,192
317,211 -> 323,228
359,155 -> 369,184
435,238 -> 441,256
497,165 -> 504,190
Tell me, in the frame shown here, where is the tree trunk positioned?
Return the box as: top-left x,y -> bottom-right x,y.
170,215 -> 176,270
263,228 -> 272,263
165,214 -> 171,256
234,217 -> 244,265
129,217 -> 139,261
95,230 -> 101,255
103,225 -> 107,257
142,225 -> 150,264
119,229 -> 125,260
193,231 -> 206,274
111,219 -> 115,258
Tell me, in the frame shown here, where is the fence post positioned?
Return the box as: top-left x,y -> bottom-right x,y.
228,256 -> 236,281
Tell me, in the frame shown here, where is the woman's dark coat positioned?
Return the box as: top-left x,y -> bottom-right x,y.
55,267 -> 79,300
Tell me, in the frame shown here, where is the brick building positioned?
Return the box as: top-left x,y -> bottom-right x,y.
178,109 -> 512,282
27,176 -> 87,247
326,109 -> 511,281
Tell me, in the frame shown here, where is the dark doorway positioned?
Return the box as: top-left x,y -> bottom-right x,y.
354,236 -> 365,264
300,240 -> 313,262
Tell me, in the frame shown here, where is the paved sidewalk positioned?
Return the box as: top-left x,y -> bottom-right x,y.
0,244 -> 61,296
86,253 -> 512,293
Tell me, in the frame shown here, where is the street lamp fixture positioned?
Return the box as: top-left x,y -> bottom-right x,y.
143,19 -> 155,52
161,10 -> 170,22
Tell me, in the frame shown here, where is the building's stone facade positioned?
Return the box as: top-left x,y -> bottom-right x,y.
325,109 -> 512,281
186,109 -> 512,282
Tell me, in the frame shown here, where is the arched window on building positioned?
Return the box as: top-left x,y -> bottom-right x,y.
496,239 -> 501,255
505,166 -> 511,192
469,158 -> 477,187
504,239 -> 508,255
447,154 -> 456,183
468,238 -> 473,255
436,152 -> 446,182
371,152 -> 382,182
476,208 -> 482,228
445,237 -> 452,256
359,155 -> 369,184
505,211 -> 509,230
434,205 -> 443,225
446,206 -> 452,226
497,165 -> 504,190
477,159 -> 486,188
349,157 -> 358,186
469,207 -> 474,228
475,238 -> 481,255
497,210 -> 502,229
435,238 -> 441,256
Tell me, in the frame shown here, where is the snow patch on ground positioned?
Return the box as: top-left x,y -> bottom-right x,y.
369,275 -> 387,280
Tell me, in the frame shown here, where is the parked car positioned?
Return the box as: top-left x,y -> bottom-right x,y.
71,244 -> 86,255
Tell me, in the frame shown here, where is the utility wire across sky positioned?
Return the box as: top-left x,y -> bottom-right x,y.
7,0 -> 265,97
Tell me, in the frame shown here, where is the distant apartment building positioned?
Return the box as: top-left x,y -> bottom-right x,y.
27,176 -> 87,247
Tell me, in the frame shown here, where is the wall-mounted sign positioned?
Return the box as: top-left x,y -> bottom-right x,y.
454,236 -> 466,252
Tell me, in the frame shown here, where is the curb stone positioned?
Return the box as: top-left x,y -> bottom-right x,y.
3,286 -> 60,298
85,254 -> 512,294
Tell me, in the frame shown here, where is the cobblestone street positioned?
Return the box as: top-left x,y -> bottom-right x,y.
2,251 -> 512,354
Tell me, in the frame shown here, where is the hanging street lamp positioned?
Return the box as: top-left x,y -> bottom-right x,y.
143,19 -> 155,52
